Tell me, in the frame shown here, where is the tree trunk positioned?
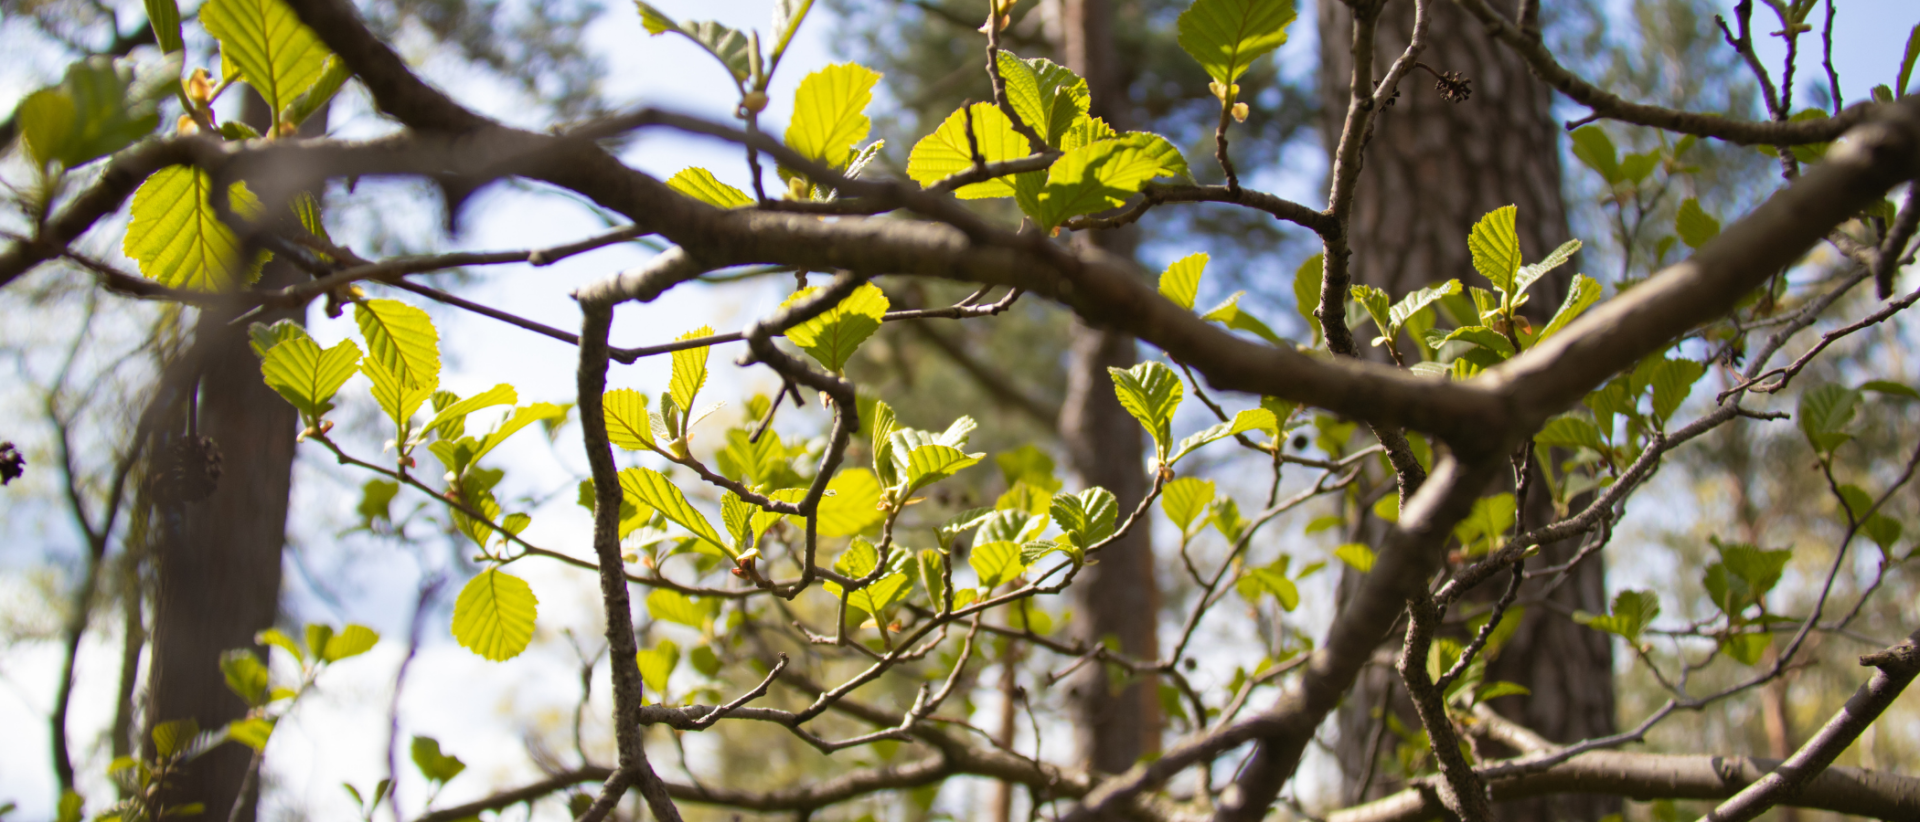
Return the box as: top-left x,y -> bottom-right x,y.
147,94 -> 318,822
1052,0 -> 1164,775
1318,1 -> 1617,819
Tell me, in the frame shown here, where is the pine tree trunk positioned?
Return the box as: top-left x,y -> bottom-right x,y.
1052,0 -> 1164,775
1318,1 -> 1618,819
147,94 -> 317,822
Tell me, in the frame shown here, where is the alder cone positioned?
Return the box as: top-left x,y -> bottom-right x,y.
153,435 -> 223,504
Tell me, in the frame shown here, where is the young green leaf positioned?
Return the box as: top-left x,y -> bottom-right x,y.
363,357 -> 434,432
1536,273 -> 1602,342
1900,22 -> 1920,97
424,384 -> 517,440
634,3 -> 752,82
647,589 -> 716,629
903,444 -> 984,494
226,718 -> 274,751
1350,284 -> 1392,339
1051,487 -> 1118,550
146,0 -> 185,52
994,51 -> 1090,148
321,624 -> 378,662
1573,589 -> 1659,641
470,403 -> 567,464
769,0 -> 815,71
970,540 -> 1027,590
279,55 -> 349,128
199,0 -> 334,116
1451,493 -> 1516,554
1799,383 -> 1861,454
783,283 -> 889,372
1387,279 -> 1461,333
1468,205 -> 1522,296
451,568 -> 538,662
260,336 -> 361,421
410,736 -> 466,784
1568,126 -> 1620,184
637,639 -> 680,695
1061,114 -> 1118,151
1200,291 -> 1288,346
355,299 -> 441,391
1675,198 -> 1721,249
814,468 -> 885,536
1333,543 -> 1375,573
1159,252 -> 1208,310
666,168 -> 754,208
603,388 -> 656,451
619,467 -> 727,554
1176,0 -> 1297,90
670,326 -> 713,413
906,103 -> 1034,198
1161,477 -> 1216,536
1024,133 -> 1186,228
786,63 -> 882,173
17,55 -> 172,170
1647,358 -> 1705,423
220,649 -> 269,706
1514,239 -> 1582,297
1109,361 -> 1184,454
1533,413 -> 1606,452
1294,254 -> 1324,343
123,166 -> 270,290
1721,632 -> 1771,665
1241,565 -> 1299,610
995,444 -> 1063,493
1438,326 -> 1514,359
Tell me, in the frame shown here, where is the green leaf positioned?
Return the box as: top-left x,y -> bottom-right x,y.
1514,239 -> 1582,297
666,168 -> 754,208
1468,205 -> 1522,296
1199,291 -> 1288,346
783,283 -> 890,372
1720,542 -> 1791,599
1109,361 -> 1184,455
995,51 -> 1090,148
769,0 -> 815,71
1159,252 -> 1208,310
869,399 -> 900,487
123,166 -> 270,290
637,639 -> 680,697
1245,566 -> 1299,610
1569,126 -> 1620,183
17,55 -> 172,170
356,479 -> 398,527
970,540 -> 1027,589
604,388 -> 656,451
199,0 -> 334,116
260,336 -> 361,421
1721,632 -> 1771,665
907,103 -> 1034,199
468,403 -> 566,465
1161,477 -> 1216,535
670,326 -> 712,412
1351,284 -> 1392,343
688,643 -> 723,678
996,444 -> 1063,493
1294,254 -> 1324,344
152,718 -> 200,759
903,444 -> 984,494
355,299 -> 441,391
1438,326 -> 1514,359
1534,413 -> 1605,452
816,468 -> 885,536
257,627 -> 304,662
249,319 -> 310,359
634,3 -> 752,82
1477,681 -> 1531,701
226,718 -> 274,752
1334,543 -> 1375,573
1900,22 -> 1920,96
1452,493 -> 1516,554
620,467 -> 727,554
1051,487 -> 1118,550
1536,273 -> 1602,342
646,589 -> 716,630
220,649 -> 269,706
1799,384 -> 1861,453
1176,0 -> 1297,88
451,568 -> 539,662
364,357 -> 433,432
146,0 -> 185,52
322,624 -> 378,662
280,54 -> 349,128
1860,380 -> 1920,401
424,384 -> 516,440
786,62 -> 881,173
1648,358 -> 1706,423
1388,279 -> 1461,333
1061,114 -> 1118,151
1675,198 -> 1721,249
1574,590 -> 1659,640
1025,133 -> 1185,229
410,736 -> 466,784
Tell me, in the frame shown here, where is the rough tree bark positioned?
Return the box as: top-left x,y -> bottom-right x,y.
1052,0 -> 1164,775
1318,1 -> 1617,819
146,96 -> 319,822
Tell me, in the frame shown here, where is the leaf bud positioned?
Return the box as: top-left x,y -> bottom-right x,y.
184,68 -> 214,105
175,115 -> 200,136
739,90 -> 769,116
1231,102 -> 1250,123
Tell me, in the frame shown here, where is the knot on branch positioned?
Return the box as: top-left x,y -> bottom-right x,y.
1859,637 -> 1920,674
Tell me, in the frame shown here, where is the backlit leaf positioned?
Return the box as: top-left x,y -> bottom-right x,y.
1161,477 -> 1216,535
666,168 -> 754,208
260,336 -> 361,421
199,0 -> 333,115
123,166 -> 270,290
783,283 -> 889,372
904,444 -> 983,494
1159,252 -> 1208,310
321,624 -> 378,661
410,736 -> 466,784
970,540 -> 1026,589
604,388 -> 656,451
1468,205 -> 1521,296
637,639 -> 680,696
1675,198 -> 1721,249
1176,0 -> 1297,87
620,467 -> 727,554
1109,361 -> 1184,454
451,569 -> 538,662
906,103 -> 1034,199
1051,487 -> 1118,550
1574,589 -> 1658,640
354,299 -> 440,391
786,63 -> 881,173
1536,273 -> 1602,342
815,468 -> 885,536
995,51 -> 1089,148
670,326 -> 712,412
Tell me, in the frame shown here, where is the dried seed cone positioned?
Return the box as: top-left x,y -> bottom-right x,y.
154,435 -> 223,503
0,442 -> 23,485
